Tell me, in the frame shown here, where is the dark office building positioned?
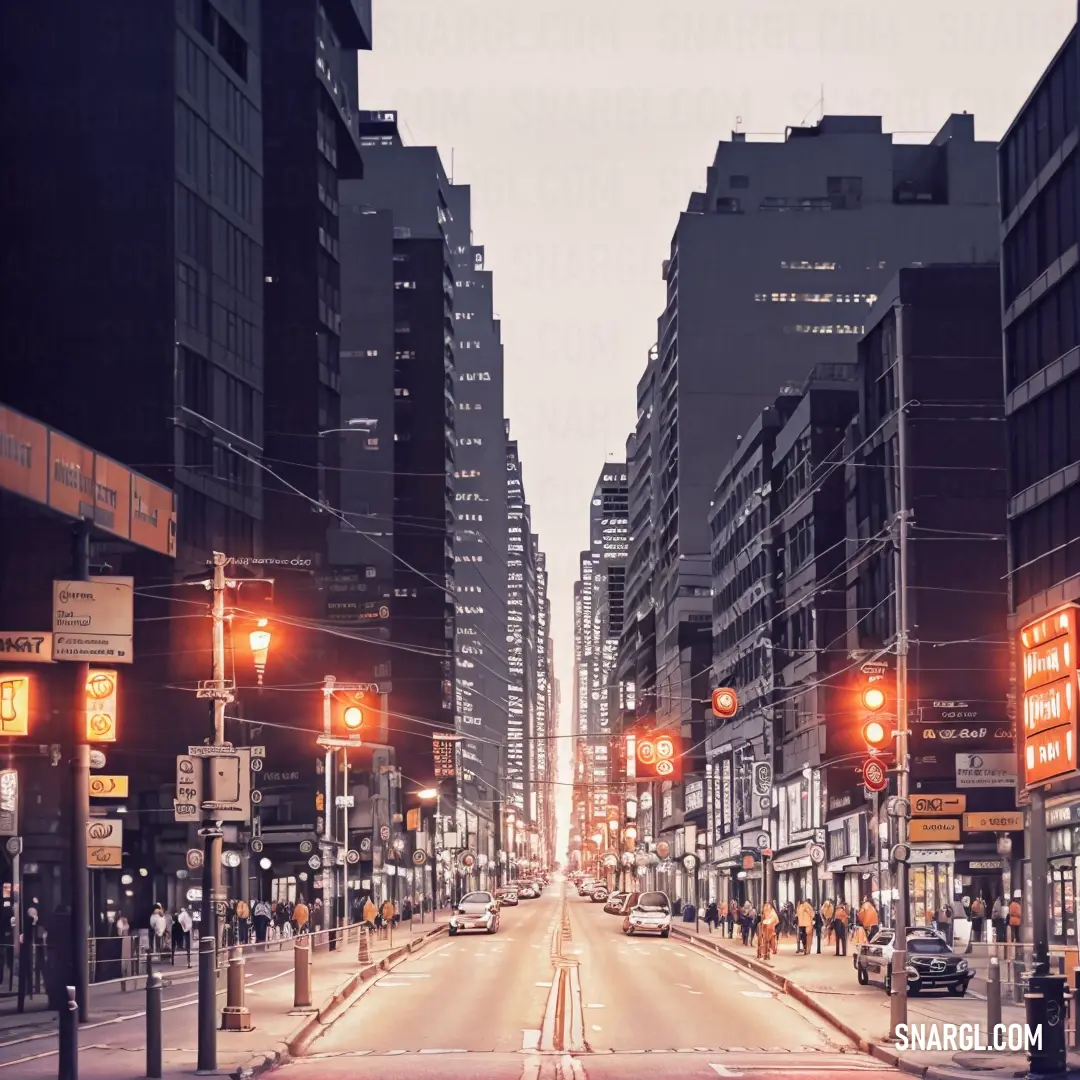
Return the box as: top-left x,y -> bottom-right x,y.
0,0 -> 265,569
627,112 -> 1001,902
339,124 -> 457,795
446,186 -> 510,831
1000,17 -> 1080,944
845,265 -> 1009,921
506,431 -> 528,818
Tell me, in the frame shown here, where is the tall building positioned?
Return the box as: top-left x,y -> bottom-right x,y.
628,113 -> 1001,891
1,0 -> 266,567
1000,17 -> 1080,946
506,430 -> 528,818
339,123 -> 458,791
261,0 -> 371,558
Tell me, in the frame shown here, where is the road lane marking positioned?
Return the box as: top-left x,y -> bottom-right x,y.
536,981 -> 553,987
710,1065 -> 744,1077
675,982 -> 692,988
585,1003 -> 605,1008
740,991 -> 773,998
418,1048 -> 466,1053
374,981 -> 410,987
689,990 -> 703,994
522,1028 -> 541,1050
591,1024 -> 602,1031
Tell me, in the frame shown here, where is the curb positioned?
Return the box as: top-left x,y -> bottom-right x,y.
671,928 -> 1049,1079
229,923 -> 446,1079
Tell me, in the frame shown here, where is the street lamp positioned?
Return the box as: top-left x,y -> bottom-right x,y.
248,620 -> 272,685
415,789 -> 439,912
392,836 -> 405,910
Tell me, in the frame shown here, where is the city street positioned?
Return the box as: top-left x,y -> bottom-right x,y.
278,886 -> 900,1080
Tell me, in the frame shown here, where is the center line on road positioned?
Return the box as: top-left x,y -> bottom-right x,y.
675,982 -> 692,988
418,1048 -> 467,1054
740,990 -> 773,998
536,981 -> 552,987
709,1065 -> 744,1077
585,1003 -> 605,1008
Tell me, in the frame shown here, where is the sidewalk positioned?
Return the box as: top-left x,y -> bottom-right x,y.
1,916 -> 446,1080
673,923 -> 1079,1080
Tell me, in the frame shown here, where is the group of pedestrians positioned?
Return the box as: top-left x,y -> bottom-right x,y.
699,895 -> 884,958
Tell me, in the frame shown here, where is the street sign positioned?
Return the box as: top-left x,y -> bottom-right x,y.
5,837 -> 22,856
251,789 -> 263,804
810,844 -> 826,865
249,745 -> 266,759
250,757 -> 264,772
89,750 -> 106,769
250,838 -> 264,854
174,755 -> 202,822
86,818 -> 123,869
299,840 -> 314,854
52,577 -> 134,664
379,825 -> 390,842
316,734 -> 362,749
359,836 -> 372,853
0,632 -> 53,663
411,850 -> 427,866
307,855 -> 321,870
200,749 -> 252,822
711,687 -> 738,719
756,832 -> 770,849
185,848 -> 203,870
185,744 -> 235,756
346,849 -> 360,865
335,795 -> 355,808
863,758 -> 888,792
89,775 -> 128,798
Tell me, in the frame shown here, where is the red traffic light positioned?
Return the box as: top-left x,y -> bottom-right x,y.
712,687 -> 738,719
862,686 -> 886,711
862,719 -> 889,750
636,730 -> 681,780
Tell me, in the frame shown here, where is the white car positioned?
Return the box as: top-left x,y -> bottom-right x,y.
449,891 -> 500,935
622,891 -> 672,937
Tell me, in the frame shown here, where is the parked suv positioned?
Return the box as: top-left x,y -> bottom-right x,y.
855,927 -> 972,995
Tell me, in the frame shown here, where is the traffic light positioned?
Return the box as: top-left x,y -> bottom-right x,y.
862,717 -> 890,751
859,679 -> 891,753
634,730 -> 681,780
334,698 -> 365,735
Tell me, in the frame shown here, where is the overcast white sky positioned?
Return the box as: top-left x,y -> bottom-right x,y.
360,0 -> 1077,856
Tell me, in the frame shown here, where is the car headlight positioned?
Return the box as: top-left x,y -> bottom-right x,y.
958,960 -> 968,971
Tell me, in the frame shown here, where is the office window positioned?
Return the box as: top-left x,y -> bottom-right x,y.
827,176 -> 863,209
181,347 -> 211,414
177,262 -> 204,331
729,175 -> 750,188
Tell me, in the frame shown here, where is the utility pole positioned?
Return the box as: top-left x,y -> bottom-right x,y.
321,676 -> 336,932
890,306 -> 913,1035
341,745 -> 351,922
197,552 -> 231,1072
70,523 -> 91,1022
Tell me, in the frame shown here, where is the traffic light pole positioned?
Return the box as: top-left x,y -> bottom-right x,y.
890,305 -> 912,1036
321,675 -> 336,932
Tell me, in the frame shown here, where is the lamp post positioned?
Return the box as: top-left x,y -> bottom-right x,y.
416,789 -> 438,913
392,836 -> 405,911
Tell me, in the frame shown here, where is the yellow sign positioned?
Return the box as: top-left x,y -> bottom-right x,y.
963,811 -> 1024,832
87,846 -> 122,868
0,676 -> 29,736
85,670 -> 118,742
407,808 -> 421,832
911,794 -> 966,816
909,818 -> 961,842
89,775 -> 129,799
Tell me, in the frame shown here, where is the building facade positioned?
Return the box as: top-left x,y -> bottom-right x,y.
1000,16 -> 1080,946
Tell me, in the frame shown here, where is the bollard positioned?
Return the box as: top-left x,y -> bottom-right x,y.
220,946 -> 253,1031
293,935 -> 312,1009
987,957 -> 1002,1032
146,973 -> 163,1079
357,926 -> 372,965
1027,974 -> 1069,1077
58,985 -> 78,1080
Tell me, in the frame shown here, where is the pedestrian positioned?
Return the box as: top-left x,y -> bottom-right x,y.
812,908 -> 823,954
362,896 -> 377,927
820,898 -> 834,946
704,900 -> 720,934
758,901 -> 779,960
236,899 -> 251,944
970,896 -> 986,943
833,901 -> 849,956
727,899 -> 736,938
857,898 -> 879,942
178,908 -> 193,952
740,901 -> 753,945
1008,892 -> 1022,943
937,902 -> 953,946
992,896 -> 1007,943
293,899 -> 310,935
796,898 -> 814,954
253,900 -> 271,943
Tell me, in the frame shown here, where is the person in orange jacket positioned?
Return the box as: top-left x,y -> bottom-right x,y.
758,901 -> 779,960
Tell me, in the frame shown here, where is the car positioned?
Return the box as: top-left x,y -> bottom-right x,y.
854,928 -> 973,995
603,891 -> 627,914
577,878 -> 598,896
449,891 -> 501,936
518,884 -> 539,899
495,888 -> 519,907
589,885 -> 609,902
622,891 -> 672,937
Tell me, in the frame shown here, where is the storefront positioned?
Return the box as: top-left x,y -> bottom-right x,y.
1047,805 -> 1079,946
825,810 -> 866,905
772,842 -> 827,907
908,846 -> 957,928
711,836 -> 741,908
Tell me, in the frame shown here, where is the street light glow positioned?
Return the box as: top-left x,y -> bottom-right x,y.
416,788 -> 438,799
343,705 -> 363,729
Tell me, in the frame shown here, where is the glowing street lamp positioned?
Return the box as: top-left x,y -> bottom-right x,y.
249,619 -> 272,685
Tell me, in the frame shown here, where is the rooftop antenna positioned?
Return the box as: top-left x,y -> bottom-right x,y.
734,116 -> 743,132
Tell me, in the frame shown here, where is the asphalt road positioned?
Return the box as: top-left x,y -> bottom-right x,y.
278,883 -> 900,1080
